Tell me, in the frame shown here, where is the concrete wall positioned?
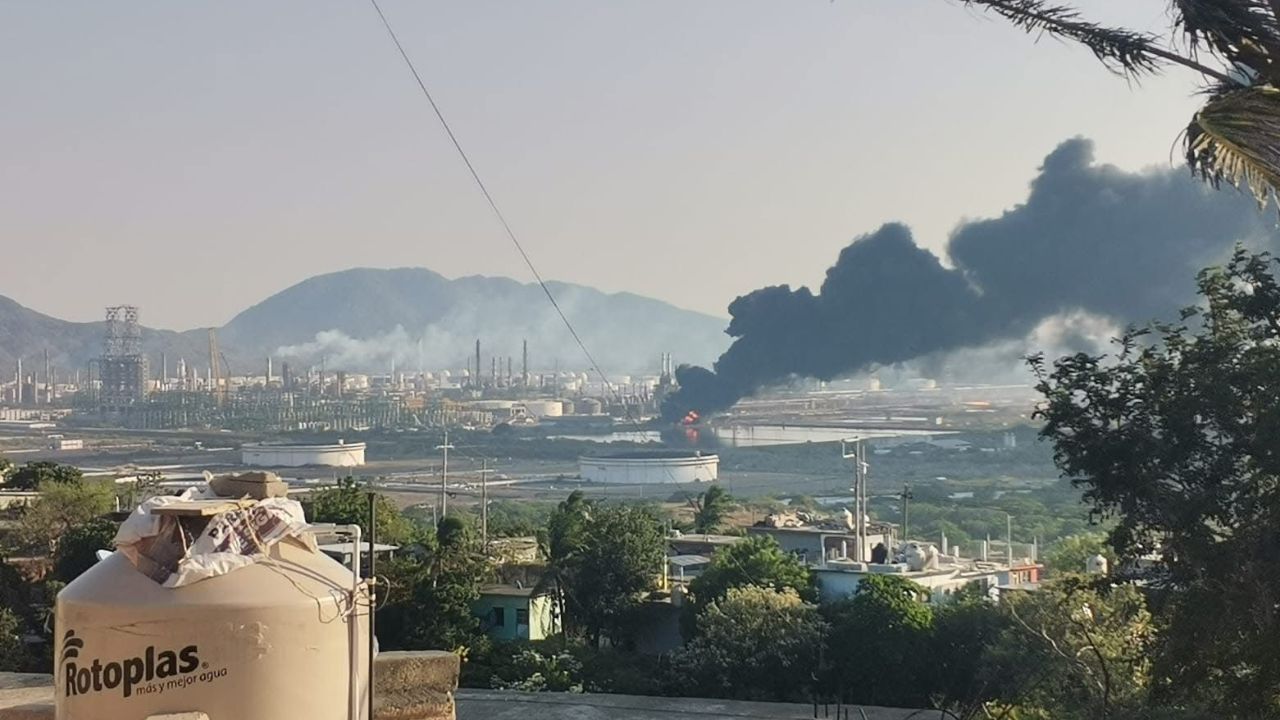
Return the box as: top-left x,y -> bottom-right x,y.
474,594 -> 558,642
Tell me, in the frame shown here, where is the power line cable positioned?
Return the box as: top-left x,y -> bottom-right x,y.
367,1 -> 697,496
366,0 -> 616,400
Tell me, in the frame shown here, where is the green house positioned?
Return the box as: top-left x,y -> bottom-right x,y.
473,584 -> 560,641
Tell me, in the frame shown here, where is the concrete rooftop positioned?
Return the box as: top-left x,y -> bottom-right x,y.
455,690 -> 920,720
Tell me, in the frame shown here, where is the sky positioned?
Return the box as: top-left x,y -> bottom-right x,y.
0,0 -> 1204,331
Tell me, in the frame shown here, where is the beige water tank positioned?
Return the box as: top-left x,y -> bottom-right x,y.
55,538 -> 370,720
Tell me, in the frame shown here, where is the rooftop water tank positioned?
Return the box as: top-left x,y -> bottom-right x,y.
1086,553 -> 1110,575
55,537 -> 370,719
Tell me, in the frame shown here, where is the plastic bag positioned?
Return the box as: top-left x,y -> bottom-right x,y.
114,486 -> 315,588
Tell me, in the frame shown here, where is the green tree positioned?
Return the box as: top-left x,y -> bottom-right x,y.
378,517 -> 490,651
822,575 -> 934,708
303,476 -> 414,545
1032,249 -> 1280,713
1044,533 -> 1114,577
687,535 -> 813,615
930,586 -> 1012,718
667,585 -> 827,702
572,505 -> 665,646
950,1 -> 1280,208
0,457 -> 13,484
690,485 -> 732,534
13,479 -> 114,556
986,577 -> 1154,720
538,491 -> 593,637
6,461 -> 82,491
0,608 -> 27,673
52,516 -> 119,583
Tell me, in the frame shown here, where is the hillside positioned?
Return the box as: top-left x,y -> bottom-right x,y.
220,268 -> 729,374
0,296 -> 208,378
0,269 -> 728,378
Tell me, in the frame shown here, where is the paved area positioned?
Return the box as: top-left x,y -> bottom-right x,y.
456,690 -> 920,720
0,675 -> 52,710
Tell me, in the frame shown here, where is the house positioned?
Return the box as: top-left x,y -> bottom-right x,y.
667,554 -> 711,584
666,533 -> 742,557
815,555 -> 1042,604
316,541 -> 399,573
746,524 -> 892,565
474,584 -> 560,641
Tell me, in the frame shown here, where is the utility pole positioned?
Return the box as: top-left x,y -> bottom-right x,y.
900,483 -> 914,545
479,459 -> 495,549
841,438 -> 867,563
436,429 -> 453,518
1006,513 -> 1014,566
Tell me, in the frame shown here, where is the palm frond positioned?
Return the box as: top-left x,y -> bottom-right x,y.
1173,0 -> 1280,82
1186,84 -> 1280,210
959,0 -> 1169,76
960,0 -> 1241,84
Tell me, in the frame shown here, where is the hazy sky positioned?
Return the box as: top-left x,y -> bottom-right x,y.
1,0 -> 1203,330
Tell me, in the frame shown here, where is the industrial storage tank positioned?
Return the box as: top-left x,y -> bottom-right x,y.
579,450 -> 719,484
580,398 -> 603,415
55,536 -> 370,719
521,399 -> 564,418
240,440 -> 366,468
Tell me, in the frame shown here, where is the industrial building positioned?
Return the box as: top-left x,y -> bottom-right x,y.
578,450 -> 718,484
241,440 -> 367,467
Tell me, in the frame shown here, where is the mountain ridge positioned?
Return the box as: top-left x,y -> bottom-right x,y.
0,269 -> 728,377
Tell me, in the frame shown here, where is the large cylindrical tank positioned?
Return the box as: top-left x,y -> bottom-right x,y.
521,400 -> 564,418
55,538 -> 369,720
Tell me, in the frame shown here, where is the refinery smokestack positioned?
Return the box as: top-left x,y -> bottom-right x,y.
16,358 -> 22,405
522,339 -> 529,390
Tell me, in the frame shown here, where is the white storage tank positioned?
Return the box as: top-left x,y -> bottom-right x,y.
55,538 -> 370,719
521,399 -> 564,418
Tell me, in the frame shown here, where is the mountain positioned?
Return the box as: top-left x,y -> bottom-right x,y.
220,268 -> 730,374
0,269 -> 729,378
0,295 -> 209,379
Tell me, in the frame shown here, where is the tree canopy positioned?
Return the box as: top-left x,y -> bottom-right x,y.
822,575 -> 935,708
690,485 -> 732,534
1033,248 -> 1280,714
572,505 -> 665,646
4,461 -> 83,491
686,535 -> 813,614
303,476 -> 415,545
11,478 -> 114,556
667,585 -> 826,702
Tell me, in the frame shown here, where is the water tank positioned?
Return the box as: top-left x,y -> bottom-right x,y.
55,538 -> 370,719
521,400 -> 564,418
1086,553 -> 1109,575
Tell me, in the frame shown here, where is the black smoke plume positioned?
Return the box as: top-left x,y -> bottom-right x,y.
665,138 -> 1279,418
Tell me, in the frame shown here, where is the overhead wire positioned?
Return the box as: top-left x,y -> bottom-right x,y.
365,0 -> 618,404
366,0 -> 691,496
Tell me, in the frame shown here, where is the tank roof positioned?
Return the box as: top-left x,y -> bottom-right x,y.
586,450 -> 716,460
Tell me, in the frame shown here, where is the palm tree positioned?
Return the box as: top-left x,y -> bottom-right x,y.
535,491 -> 592,637
953,0 -> 1280,209
690,485 -> 733,534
